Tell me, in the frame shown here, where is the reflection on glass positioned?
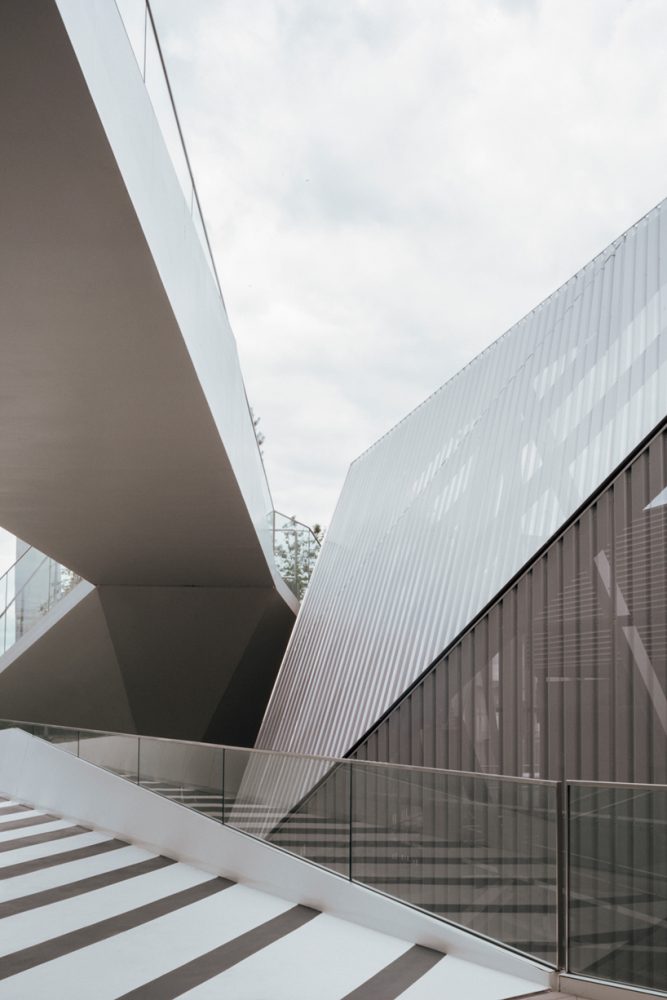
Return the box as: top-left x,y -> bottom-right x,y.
0,716 -> 563,967
569,784 -> 667,992
224,748 -> 350,877
351,764 -> 559,964
144,19 -> 193,206
0,546 -> 81,656
192,203 -> 216,278
138,737 -> 223,822
113,0 -> 224,301
114,0 -> 146,73
30,724 -> 79,756
273,513 -> 322,600
78,731 -> 139,781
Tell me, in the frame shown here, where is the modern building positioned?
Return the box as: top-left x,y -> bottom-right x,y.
250,199 -> 667,997
258,198 -> 667,788
249,200 -> 667,995
0,0 -> 320,745
0,1 -> 665,997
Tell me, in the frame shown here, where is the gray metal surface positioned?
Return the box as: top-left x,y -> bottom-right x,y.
0,0 -> 296,741
354,423 -> 667,786
258,198 -> 667,758
0,0 -> 292,600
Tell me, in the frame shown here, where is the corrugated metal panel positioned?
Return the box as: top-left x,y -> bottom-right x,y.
354,423 -> 667,784
257,199 -> 667,760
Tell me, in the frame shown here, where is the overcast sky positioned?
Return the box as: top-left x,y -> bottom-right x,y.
146,0 -> 667,529
1,0 -> 667,574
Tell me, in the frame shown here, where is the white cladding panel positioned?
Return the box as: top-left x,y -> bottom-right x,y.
258,199 -> 667,757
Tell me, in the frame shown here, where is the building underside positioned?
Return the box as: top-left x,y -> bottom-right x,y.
0,0 -> 299,742
1,3 -> 667,995
353,416 -> 667,785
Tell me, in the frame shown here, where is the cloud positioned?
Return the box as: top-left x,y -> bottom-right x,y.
152,0 -> 667,526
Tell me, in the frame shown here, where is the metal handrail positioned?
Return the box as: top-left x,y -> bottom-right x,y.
113,1 -> 284,546
0,543 -> 37,592
0,716 -> 563,971
7,716 -> 667,991
143,0 -> 225,308
0,552 -> 49,625
273,511 -> 322,546
112,1 -> 224,304
0,554 -> 82,657
0,715 -> 557,783
567,778 -> 667,792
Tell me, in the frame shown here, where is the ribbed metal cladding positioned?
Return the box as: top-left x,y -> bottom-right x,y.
257,198 -> 667,761
355,422 -> 667,784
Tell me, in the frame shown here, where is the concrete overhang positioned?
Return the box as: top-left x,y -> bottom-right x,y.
0,0 -> 294,606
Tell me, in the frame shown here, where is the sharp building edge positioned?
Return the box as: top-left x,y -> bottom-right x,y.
0,0 -> 299,742
257,197 -> 667,768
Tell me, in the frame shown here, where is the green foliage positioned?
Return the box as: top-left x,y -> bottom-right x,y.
274,516 -> 324,600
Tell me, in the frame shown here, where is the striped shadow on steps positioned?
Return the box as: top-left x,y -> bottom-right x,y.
0,877 -> 233,980
0,825 -> 90,854
0,814 -> 60,833
0,805 -> 32,817
0,793 -> 549,1000
0,838 -> 127,880
117,905 -> 320,999
0,855 -> 175,918
340,945 -> 444,1000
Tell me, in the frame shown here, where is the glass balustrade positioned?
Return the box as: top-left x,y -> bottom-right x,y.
272,512 -> 322,600
0,546 -> 82,656
138,736 -> 224,823
113,0 -> 222,294
224,747 -> 350,876
568,781 -> 667,993
0,717 -> 560,968
350,761 -> 559,964
14,718 -> 667,991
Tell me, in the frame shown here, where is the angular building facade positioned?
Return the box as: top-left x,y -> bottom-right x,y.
0,0 -> 309,744
353,417 -> 667,785
258,199 -> 667,784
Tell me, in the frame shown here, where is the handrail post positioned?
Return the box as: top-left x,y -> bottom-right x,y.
556,780 -> 568,971
221,747 -> 226,825
348,761 -> 353,881
136,737 -> 141,785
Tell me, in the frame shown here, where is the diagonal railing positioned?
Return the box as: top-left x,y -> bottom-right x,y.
2,719 -> 665,993
0,547 -> 82,656
114,0 -> 224,302
0,717 -> 559,968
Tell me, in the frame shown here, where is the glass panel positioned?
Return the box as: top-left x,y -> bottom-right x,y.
15,553 -> 50,639
0,719 -> 32,735
224,748 -> 350,877
272,512 -> 322,600
0,545 -> 81,656
192,202 -> 216,280
114,0 -> 146,74
30,724 -> 78,755
352,763 -> 559,963
144,19 -> 192,206
138,737 -> 223,822
78,731 -> 139,781
1,715 -> 563,965
0,561 -> 16,654
569,783 -> 667,992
